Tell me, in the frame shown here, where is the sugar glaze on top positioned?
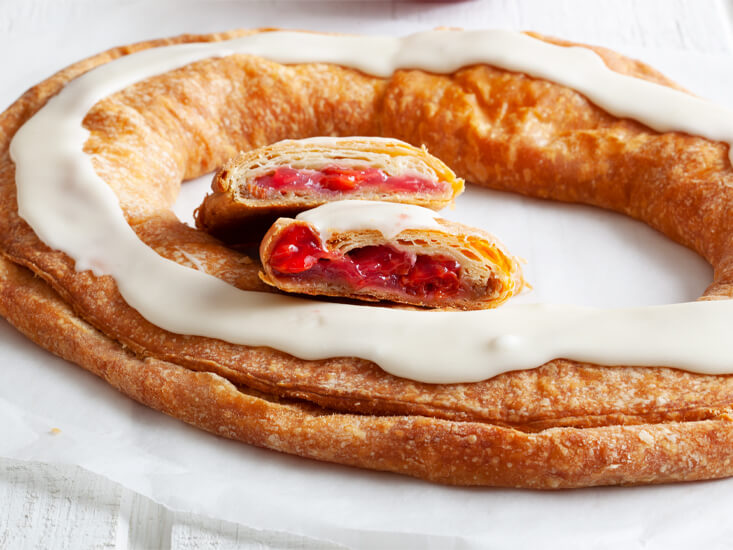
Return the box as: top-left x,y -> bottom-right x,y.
297,200 -> 442,242
9,30 -> 733,383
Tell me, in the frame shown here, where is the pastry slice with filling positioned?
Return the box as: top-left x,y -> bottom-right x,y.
259,200 -> 525,310
195,137 -> 464,245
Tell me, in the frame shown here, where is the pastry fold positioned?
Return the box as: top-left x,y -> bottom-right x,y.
259,202 -> 524,309
195,137 -> 464,244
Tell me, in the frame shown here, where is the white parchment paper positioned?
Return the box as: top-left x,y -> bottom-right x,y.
2,3 -> 733,548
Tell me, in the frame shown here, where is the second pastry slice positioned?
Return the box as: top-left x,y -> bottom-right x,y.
260,201 -> 525,310
195,137 -> 464,244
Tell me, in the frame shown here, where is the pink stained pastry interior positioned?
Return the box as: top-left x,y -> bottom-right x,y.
247,166 -> 450,198
268,224 -> 465,299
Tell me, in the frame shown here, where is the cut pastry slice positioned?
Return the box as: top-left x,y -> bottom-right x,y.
259,200 -> 525,310
195,137 -> 464,245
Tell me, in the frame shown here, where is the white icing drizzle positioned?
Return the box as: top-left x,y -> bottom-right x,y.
9,30 -> 733,383
296,200 -> 441,241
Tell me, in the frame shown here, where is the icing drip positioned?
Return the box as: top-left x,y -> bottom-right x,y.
297,200 -> 442,241
9,30 -> 733,383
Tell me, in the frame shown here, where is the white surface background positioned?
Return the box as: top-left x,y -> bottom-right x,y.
2,1 -> 733,548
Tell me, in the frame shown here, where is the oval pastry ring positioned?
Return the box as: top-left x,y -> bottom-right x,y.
1,29 -> 733,488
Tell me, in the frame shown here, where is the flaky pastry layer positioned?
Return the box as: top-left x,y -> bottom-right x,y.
195,136 -> 464,244
259,217 -> 524,309
1,30 -> 733,487
3,256 -> 733,488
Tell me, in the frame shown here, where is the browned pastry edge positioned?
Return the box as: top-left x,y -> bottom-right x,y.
3,255 -> 733,489
258,217 -> 524,310
1,29 -> 733,487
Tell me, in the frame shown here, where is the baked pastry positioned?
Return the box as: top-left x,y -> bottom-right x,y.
195,136 -> 464,244
258,200 -> 524,309
1,29 -> 733,489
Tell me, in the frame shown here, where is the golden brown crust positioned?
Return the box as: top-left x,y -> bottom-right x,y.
195,137 -> 465,244
3,255 -> 733,489
1,29 -> 733,487
258,217 -> 524,309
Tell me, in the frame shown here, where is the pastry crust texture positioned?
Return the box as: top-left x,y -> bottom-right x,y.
2,29 -> 733,488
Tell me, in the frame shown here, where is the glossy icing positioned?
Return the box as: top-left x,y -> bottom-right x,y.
297,200 -> 441,241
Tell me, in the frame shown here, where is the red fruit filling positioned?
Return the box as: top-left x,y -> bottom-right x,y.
269,225 -> 463,300
250,166 -> 448,198
268,224 -> 325,274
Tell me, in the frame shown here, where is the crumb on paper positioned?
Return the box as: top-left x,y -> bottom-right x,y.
50,427 -> 61,435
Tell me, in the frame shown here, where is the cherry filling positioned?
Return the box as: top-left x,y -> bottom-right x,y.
269,225 -> 463,299
250,166 -> 448,198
